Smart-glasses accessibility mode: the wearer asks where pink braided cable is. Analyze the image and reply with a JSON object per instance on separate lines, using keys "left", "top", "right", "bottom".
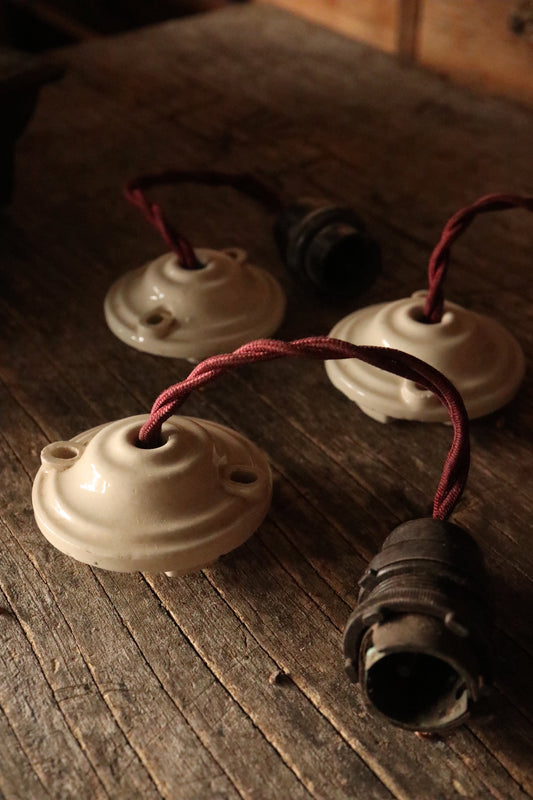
{"left": 125, "top": 169, "right": 283, "bottom": 271}
{"left": 125, "top": 179, "right": 199, "bottom": 270}
{"left": 423, "top": 193, "right": 533, "bottom": 323}
{"left": 137, "top": 337, "right": 470, "bottom": 522}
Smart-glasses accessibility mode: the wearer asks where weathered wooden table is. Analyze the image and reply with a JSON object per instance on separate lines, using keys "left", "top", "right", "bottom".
{"left": 1, "top": 5, "right": 533, "bottom": 798}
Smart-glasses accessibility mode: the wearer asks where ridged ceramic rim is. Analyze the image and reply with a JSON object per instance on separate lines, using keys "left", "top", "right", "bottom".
{"left": 326, "top": 292, "right": 525, "bottom": 422}
{"left": 104, "top": 248, "right": 286, "bottom": 360}
{"left": 32, "top": 415, "right": 272, "bottom": 574}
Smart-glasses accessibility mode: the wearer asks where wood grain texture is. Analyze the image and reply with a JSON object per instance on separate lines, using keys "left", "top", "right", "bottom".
{"left": 397, "top": 0, "right": 421, "bottom": 60}
{"left": 256, "top": 0, "right": 399, "bottom": 53}
{"left": 1, "top": 5, "right": 533, "bottom": 798}
{"left": 418, "top": 0, "right": 533, "bottom": 106}
{"left": 259, "top": 0, "right": 533, "bottom": 105}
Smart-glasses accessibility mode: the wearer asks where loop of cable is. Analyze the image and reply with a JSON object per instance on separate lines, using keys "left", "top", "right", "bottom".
{"left": 137, "top": 336, "right": 470, "bottom": 522}
{"left": 125, "top": 169, "right": 284, "bottom": 270}
{"left": 423, "top": 193, "right": 533, "bottom": 323}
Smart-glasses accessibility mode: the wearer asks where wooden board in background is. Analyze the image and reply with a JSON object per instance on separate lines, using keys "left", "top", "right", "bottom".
{"left": 419, "top": 0, "right": 533, "bottom": 106}
{"left": 258, "top": 0, "right": 533, "bottom": 105}
{"left": 256, "top": 0, "right": 399, "bottom": 53}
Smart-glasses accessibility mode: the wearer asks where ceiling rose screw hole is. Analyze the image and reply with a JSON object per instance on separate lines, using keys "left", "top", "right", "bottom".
{"left": 49, "top": 444, "right": 79, "bottom": 460}
{"left": 41, "top": 441, "right": 82, "bottom": 470}
{"left": 229, "top": 468, "right": 258, "bottom": 484}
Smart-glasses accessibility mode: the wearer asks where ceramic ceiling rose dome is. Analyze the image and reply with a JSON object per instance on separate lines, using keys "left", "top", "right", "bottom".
{"left": 326, "top": 289, "right": 525, "bottom": 423}
{"left": 326, "top": 193, "right": 529, "bottom": 423}
{"left": 104, "top": 246, "right": 286, "bottom": 362}
{"left": 32, "top": 414, "right": 272, "bottom": 575}
{"left": 104, "top": 170, "right": 287, "bottom": 361}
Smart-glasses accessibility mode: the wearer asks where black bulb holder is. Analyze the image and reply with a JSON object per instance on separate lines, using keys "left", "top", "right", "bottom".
{"left": 343, "top": 518, "right": 492, "bottom": 732}
{"left": 274, "top": 199, "right": 381, "bottom": 299}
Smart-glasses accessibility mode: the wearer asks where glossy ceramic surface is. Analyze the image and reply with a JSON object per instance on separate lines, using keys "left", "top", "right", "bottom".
{"left": 104, "top": 247, "right": 286, "bottom": 361}
{"left": 32, "top": 414, "right": 272, "bottom": 573}
{"left": 326, "top": 291, "right": 525, "bottom": 422}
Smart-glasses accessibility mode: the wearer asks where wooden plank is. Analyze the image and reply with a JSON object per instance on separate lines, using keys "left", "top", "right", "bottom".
{"left": 418, "top": 0, "right": 533, "bottom": 105}
{"left": 102, "top": 569, "right": 391, "bottom": 800}
{"left": 397, "top": 0, "right": 421, "bottom": 60}
{"left": 257, "top": 0, "right": 533, "bottom": 105}
{"left": 0, "top": 546, "right": 108, "bottom": 799}
{"left": 2, "top": 5, "right": 533, "bottom": 798}
{"left": 256, "top": 0, "right": 399, "bottom": 53}
{"left": 0, "top": 705, "right": 50, "bottom": 800}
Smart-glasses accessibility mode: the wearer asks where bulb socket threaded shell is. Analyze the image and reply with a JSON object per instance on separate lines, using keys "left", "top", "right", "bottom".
{"left": 343, "top": 518, "right": 491, "bottom": 732}
{"left": 273, "top": 199, "right": 381, "bottom": 299}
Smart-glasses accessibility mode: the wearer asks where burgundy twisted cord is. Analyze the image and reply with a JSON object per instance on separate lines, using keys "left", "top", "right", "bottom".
{"left": 137, "top": 337, "right": 470, "bottom": 521}
{"left": 125, "top": 169, "right": 284, "bottom": 271}
{"left": 423, "top": 193, "right": 533, "bottom": 323}
{"left": 125, "top": 178, "right": 199, "bottom": 270}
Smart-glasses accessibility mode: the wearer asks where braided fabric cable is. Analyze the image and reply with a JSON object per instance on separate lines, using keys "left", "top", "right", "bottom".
{"left": 423, "top": 193, "right": 533, "bottom": 323}
{"left": 137, "top": 337, "right": 470, "bottom": 522}
{"left": 125, "top": 179, "right": 199, "bottom": 270}
{"left": 125, "top": 169, "right": 284, "bottom": 270}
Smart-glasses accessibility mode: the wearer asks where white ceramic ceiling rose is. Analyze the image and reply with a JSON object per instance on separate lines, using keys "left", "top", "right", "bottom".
{"left": 32, "top": 414, "right": 272, "bottom": 574}
{"left": 104, "top": 247, "right": 286, "bottom": 361}
{"left": 326, "top": 291, "right": 525, "bottom": 423}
